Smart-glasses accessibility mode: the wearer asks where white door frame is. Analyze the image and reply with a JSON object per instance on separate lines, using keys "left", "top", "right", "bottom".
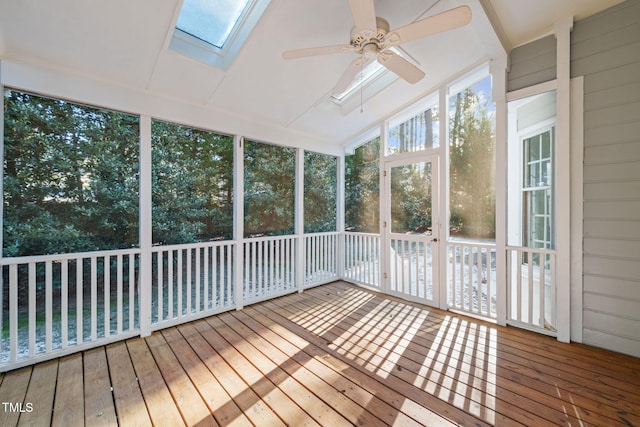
{"left": 382, "top": 154, "right": 440, "bottom": 306}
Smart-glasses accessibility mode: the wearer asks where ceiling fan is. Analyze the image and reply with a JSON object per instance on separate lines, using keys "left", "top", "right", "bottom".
{"left": 282, "top": 0, "right": 472, "bottom": 95}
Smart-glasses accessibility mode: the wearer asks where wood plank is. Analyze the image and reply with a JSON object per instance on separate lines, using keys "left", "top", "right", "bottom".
{"left": 105, "top": 342, "right": 152, "bottom": 427}
{"left": 145, "top": 332, "right": 217, "bottom": 427}
{"left": 0, "top": 367, "right": 32, "bottom": 427}
{"left": 83, "top": 347, "right": 117, "bottom": 426}
{"left": 158, "top": 327, "right": 253, "bottom": 427}
{"left": 180, "top": 321, "right": 286, "bottom": 427}
{"left": 251, "top": 300, "right": 502, "bottom": 426}
{"left": 227, "top": 307, "right": 455, "bottom": 427}
{"left": 325, "top": 284, "right": 640, "bottom": 394}
{"left": 268, "top": 289, "right": 554, "bottom": 426}
{"left": 52, "top": 354, "right": 84, "bottom": 427}
{"left": 126, "top": 338, "right": 185, "bottom": 427}
{"left": 207, "top": 317, "right": 350, "bottom": 425}
{"left": 4, "top": 281, "right": 639, "bottom": 427}
{"left": 292, "top": 282, "right": 640, "bottom": 423}
{"left": 18, "top": 359, "right": 58, "bottom": 427}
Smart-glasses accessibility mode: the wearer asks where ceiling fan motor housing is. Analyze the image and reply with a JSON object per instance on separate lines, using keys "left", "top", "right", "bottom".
{"left": 350, "top": 16, "right": 390, "bottom": 52}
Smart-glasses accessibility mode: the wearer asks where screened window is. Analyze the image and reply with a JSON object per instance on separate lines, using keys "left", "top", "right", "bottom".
{"left": 3, "top": 90, "right": 139, "bottom": 257}
{"left": 448, "top": 75, "right": 496, "bottom": 240}
{"left": 244, "top": 141, "right": 295, "bottom": 237}
{"left": 387, "top": 105, "right": 439, "bottom": 155}
{"left": 345, "top": 137, "right": 380, "bottom": 233}
{"left": 304, "top": 152, "right": 337, "bottom": 233}
{"left": 152, "top": 120, "right": 234, "bottom": 245}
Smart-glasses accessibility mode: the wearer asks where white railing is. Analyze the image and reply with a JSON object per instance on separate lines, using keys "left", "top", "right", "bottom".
{"left": 507, "top": 246, "right": 557, "bottom": 334}
{"left": 344, "top": 232, "right": 380, "bottom": 288}
{"left": 151, "top": 241, "right": 235, "bottom": 329}
{"left": 389, "top": 236, "right": 435, "bottom": 302}
{"left": 304, "top": 232, "right": 339, "bottom": 288}
{"left": 447, "top": 241, "right": 497, "bottom": 319}
{"left": 1, "top": 249, "right": 140, "bottom": 368}
{"left": 243, "top": 235, "right": 296, "bottom": 304}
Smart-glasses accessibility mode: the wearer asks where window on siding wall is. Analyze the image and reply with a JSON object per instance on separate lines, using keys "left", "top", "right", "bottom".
{"left": 244, "top": 140, "right": 296, "bottom": 237}
{"left": 304, "top": 152, "right": 337, "bottom": 233}
{"left": 507, "top": 89, "right": 556, "bottom": 263}
{"left": 448, "top": 75, "right": 496, "bottom": 241}
{"left": 345, "top": 137, "right": 380, "bottom": 233}
{"left": 3, "top": 89, "right": 140, "bottom": 257}
{"left": 151, "top": 120, "right": 234, "bottom": 245}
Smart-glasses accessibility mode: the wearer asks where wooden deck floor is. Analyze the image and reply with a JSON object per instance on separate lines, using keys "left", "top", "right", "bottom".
{"left": 0, "top": 281, "right": 638, "bottom": 426}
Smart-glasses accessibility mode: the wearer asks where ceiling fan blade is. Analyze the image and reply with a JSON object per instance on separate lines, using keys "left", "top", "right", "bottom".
{"left": 377, "top": 51, "right": 425, "bottom": 84}
{"left": 282, "top": 44, "right": 353, "bottom": 60}
{"left": 333, "top": 57, "right": 365, "bottom": 94}
{"left": 388, "top": 6, "right": 471, "bottom": 45}
{"left": 348, "top": 0, "right": 377, "bottom": 32}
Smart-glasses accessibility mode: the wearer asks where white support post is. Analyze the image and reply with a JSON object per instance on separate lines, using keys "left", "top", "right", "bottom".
{"left": 491, "top": 56, "right": 509, "bottom": 326}
{"left": 379, "top": 122, "right": 388, "bottom": 294}
{"left": 555, "top": 18, "right": 574, "bottom": 343}
{"left": 438, "top": 85, "right": 449, "bottom": 310}
{"left": 139, "top": 115, "right": 152, "bottom": 337}
{"left": 570, "top": 76, "right": 584, "bottom": 342}
{"left": 295, "top": 148, "right": 305, "bottom": 292}
{"left": 234, "top": 135, "right": 244, "bottom": 310}
{"left": 337, "top": 154, "right": 345, "bottom": 279}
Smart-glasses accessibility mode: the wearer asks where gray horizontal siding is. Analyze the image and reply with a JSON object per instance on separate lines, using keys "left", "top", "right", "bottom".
{"left": 573, "top": 0, "right": 640, "bottom": 357}
{"left": 508, "top": 35, "right": 556, "bottom": 91}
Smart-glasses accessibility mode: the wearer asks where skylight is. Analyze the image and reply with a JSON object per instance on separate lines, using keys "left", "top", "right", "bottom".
{"left": 331, "top": 60, "right": 387, "bottom": 102}
{"left": 170, "top": 0, "right": 271, "bottom": 70}
{"left": 176, "top": 0, "right": 251, "bottom": 49}
{"left": 330, "top": 48, "right": 409, "bottom": 110}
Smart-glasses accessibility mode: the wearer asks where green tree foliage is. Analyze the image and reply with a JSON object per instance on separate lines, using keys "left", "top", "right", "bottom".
{"left": 244, "top": 140, "right": 295, "bottom": 237}
{"left": 388, "top": 108, "right": 437, "bottom": 153}
{"left": 304, "top": 152, "right": 337, "bottom": 233}
{"left": 449, "top": 77, "right": 496, "bottom": 240}
{"left": 390, "top": 163, "right": 432, "bottom": 233}
{"left": 151, "top": 120, "right": 234, "bottom": 244}
{"left": 345, "top": 138, "right": 380, "bottom": 233}
{"left": 3, "top": 90, "right": 139, "bottom": 256}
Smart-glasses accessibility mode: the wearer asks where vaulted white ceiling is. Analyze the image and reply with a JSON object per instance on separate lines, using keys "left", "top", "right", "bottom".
{"left": 0, "top": 0, "right": 624, "bottom": 150}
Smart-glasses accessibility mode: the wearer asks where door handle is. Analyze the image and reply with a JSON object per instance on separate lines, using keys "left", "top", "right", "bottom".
{"left": 432, "top": 238, "right": 438, "bottom": 242}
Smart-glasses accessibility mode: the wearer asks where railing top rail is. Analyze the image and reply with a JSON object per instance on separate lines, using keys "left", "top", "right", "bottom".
{"left": 1, "top": 247, "right": 142, "bottom": 265}
{"left": 151, "top": 240, "right": 236, "bottom": 252}
{"left": 446, "top": 240, "right": 497, "bottom": 249}
{"left": 303, "top": 231, "right": 340, "bottom": 237}
{"left": 344, "top": 231, "right": 381, "bottom": 237}
{"left": 506, "top": 245, "right": 557, "bottom": 255}
{"left": 242, "top": 234, "right": 297, "bottom": 243}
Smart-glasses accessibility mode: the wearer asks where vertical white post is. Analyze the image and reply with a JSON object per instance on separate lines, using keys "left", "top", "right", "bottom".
{"left": 570, "top": 76, "right": 584, "bottom": 342}
{"left": 555, "top": 18, "right": 573, "bottom": 343}
{"left": 295, "top": 148, "right": 305, "bottom": 292}
{"left": 491, "top": 56, "right": 509, "bottom": 326}
{"left": 337, "top": 154, "right": 345, "bottom": 279}
{"left": 139, "top": 115, "right": 152, "bottom": 337}
{"left": 438, "top": 85, "right": 449, "bottom": 310}
{"left": 379, "top": 122, "right": 388, "bottom": 293}
{"left": 234, "top": 135, "right": 244, "bottom": 310}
